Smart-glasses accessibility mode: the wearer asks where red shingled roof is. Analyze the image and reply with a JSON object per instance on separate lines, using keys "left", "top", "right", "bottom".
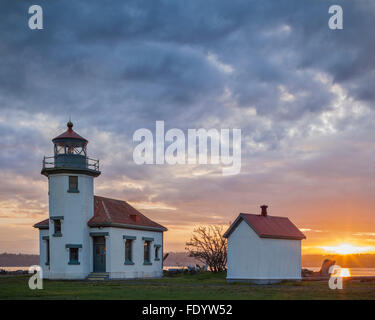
{"left": 34, "top": 196, "right": 167, "bottom": 232}
{"left": 224, "top": 213, "right": 306, "bottom": 240}
{"left": 88, "top": 196, "right": 167, "bottom": 231}
{"left": 52, "top": 122, "right": 88, "bottom": 143}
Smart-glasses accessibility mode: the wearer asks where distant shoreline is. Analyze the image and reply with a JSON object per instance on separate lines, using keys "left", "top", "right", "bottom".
{"left": 1, "top": 252, "right": 375, "bottom": 268}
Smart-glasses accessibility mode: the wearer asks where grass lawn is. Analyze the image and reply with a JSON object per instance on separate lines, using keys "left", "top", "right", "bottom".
{"left": 0, "top": 272, "right": 374, "bottom": 300}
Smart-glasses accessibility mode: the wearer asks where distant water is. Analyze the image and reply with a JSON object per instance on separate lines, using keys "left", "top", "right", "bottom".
{"left": 1, "top": 266, "right": 29, "bottom": 271}
{"left": 303, "top": 267, "right": 375, "bottom": 277}
{"left": 2, "top": 266, "right": 375, "bottom": 277}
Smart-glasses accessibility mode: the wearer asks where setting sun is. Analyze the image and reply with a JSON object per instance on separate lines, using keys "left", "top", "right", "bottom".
{"left": 339, "top": 268, "right": 351, "bottom": 277}
{"left": 319, "top": 243, "right": 375, "bottom": 255}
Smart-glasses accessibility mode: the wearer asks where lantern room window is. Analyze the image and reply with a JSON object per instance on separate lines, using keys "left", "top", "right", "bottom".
{"left": 54, "top": 142, "right": 87, "bottom": 156}
{"left": 56, "top": 145, "right": 65, "bottom": 154}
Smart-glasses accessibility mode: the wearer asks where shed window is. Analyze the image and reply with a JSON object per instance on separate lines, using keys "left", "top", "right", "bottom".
{"left": 68, "top": 176, "right": 78, "bottom": 192}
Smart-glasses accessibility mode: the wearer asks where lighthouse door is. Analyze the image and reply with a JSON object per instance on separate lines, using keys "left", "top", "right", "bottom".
{"left": 93, "top": 236, "right": 106, "bottom": 272}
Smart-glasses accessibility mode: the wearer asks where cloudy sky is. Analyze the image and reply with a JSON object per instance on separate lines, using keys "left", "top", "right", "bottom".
{"left": 1, "top": 0, "right": 375, "bottom": 254}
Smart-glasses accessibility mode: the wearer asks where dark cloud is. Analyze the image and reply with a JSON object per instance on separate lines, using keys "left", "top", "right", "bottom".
{"left": 0, "top": 0, "right": 375, "bottom": 251}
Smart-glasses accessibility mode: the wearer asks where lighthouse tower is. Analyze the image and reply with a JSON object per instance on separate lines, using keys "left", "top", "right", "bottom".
{"left": 41, "top": 121, "right": 100, "bottom": 279}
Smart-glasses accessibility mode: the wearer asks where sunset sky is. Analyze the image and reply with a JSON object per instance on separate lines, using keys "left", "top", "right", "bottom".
{"left": 1, "top": 1, "right": 375, "bottom": 255}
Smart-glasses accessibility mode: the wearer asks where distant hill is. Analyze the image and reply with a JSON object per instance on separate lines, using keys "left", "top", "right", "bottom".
{"left": 165, "top": 252, "right": 375, "bottom": 268}
{"left": 0, "top": 253, "right": 39, "bottom": 267}
{"left": 164, "top": 252, "right": 201, "bottom": 266}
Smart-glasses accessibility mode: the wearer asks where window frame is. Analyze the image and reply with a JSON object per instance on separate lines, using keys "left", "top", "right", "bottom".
{"left": 50, "top": 217, "right": 64, "bottom": 237}
{"left": 142, "top": 237, "right": 154, "bottom": 265}
{"left": 54, "top": 220, "right": 61, "bottom": 234}
{"left": 154, "top": 245, "right": 161, "bottom": 261}
{"left": 69, "top": 248, "right": 79, "bottom": 265}
{"left": 123, "top": 235, "right": 136, "bottom": 265}
{"left": 42, "top": 236, "right": 50, "bottom": 265}
{"left": 46, "top": 239, "right": 50, "bottom": 265}
{"left": 66, "top": 244, "right": 82, "bottom": 265}
{"left": 143, "top": 240, "right": 151, "bottom": 264}
{"left": 125, "top": 239, "right": 134, "bottom": 265}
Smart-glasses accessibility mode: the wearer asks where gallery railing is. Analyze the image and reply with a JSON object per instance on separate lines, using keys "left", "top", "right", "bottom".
{"left": 42, "top": 155, "right": 100, "bottom": 172}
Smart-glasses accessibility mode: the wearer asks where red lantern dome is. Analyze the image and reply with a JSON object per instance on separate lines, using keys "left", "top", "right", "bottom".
{"left": 41, "top": 122, "right": 100, "bottom": 177}
{"left": 52, "top": 121, "right": 88, "bottom": 143}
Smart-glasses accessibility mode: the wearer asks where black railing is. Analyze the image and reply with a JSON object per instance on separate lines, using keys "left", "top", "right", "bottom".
{"left": 42, "top": 156, "right": 100, "bottom": 172}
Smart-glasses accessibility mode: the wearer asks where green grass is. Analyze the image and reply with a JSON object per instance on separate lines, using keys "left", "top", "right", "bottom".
{"left": 0, "top": 273, "right": 374, "bottom": 300}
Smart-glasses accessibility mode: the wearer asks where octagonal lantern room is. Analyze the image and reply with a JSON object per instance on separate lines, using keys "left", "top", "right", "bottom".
{"left": 41, "top": 121, "right": 100, "bottom": 177}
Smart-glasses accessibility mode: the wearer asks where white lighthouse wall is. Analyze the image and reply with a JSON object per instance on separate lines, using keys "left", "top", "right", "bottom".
{"left": 48, "top": 173, "right": 94, "bottom": 279}
{"left": 227, "top": 220, "right": 301, "bottom": 282}
{"left": 105, "top": 227, "right": 163, "bottom": 279}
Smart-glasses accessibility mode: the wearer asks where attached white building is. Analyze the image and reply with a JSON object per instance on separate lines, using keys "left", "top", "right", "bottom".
{"left": 34, "top": 121, "right": 167, "bottom": 280}
{"left": 224, "top": 205, "right": 306, "bottom": 284}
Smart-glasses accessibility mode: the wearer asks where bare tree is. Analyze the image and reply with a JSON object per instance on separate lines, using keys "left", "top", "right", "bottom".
{"left": 185, "top": 225, "right": 227, "bottom": 272}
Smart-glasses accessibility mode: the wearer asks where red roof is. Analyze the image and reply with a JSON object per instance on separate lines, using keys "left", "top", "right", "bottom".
{"left": 34, "top": 196, "right": 167, "bottom": 232}
{"left": 52, "top": 122, "right": 88, "bottom": 143}
{"left": 224, "top": 213, "right": 306, "bottom": 240}
{"left": 89, "top": 196, "right": 167, "bottom": 231}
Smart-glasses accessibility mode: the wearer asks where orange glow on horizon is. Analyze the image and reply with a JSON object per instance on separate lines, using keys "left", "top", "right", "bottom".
{"left": 319, "top": 243, "right": 375, "bottom": 255}
{"left": 330, "top": 267, "right": 351, "bottom": 277}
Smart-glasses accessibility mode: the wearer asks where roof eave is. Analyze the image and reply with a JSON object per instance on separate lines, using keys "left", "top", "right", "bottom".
{"left": 223, "top": 215, "right": 245, "bottom": 238}
{"left": 88, "top": 222, "right": 167, "bottom": 232}
{"left": 33, "top": 224, "right": 49, "bottom": 229}
{"left": 260, "top": 234, "right": 306, "bottom": 240}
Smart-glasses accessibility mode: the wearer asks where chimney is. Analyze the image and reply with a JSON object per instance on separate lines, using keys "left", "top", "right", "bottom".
{"left": 130, "top": 214, "right": 140, "bottom": 223}
{"left": 260, "top": 205, "right": 268, "bottom": 217}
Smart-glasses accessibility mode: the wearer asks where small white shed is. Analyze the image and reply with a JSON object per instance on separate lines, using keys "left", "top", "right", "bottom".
{"left": 224, "top": 205, "right": 306, "bottom": 284}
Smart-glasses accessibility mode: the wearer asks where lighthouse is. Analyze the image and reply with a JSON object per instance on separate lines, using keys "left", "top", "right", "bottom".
{"left": 40, "top": 121, "right": 100, "bottom": 279}
{"left": 34, "top": 122, "right": 167, "bottom": 280}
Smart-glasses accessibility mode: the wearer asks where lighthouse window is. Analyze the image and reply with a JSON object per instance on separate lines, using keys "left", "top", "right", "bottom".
{"left": 68, "top": 176, "right": 79, "bottom": 192}
{"left": 68, "top": 248, "right": 79, "bottom": 265}
{"left": 53, "top": 219, "right": 62, "bottom": 236}
{"left": 66, "top": 244, "right": 82, "bottom": 265}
